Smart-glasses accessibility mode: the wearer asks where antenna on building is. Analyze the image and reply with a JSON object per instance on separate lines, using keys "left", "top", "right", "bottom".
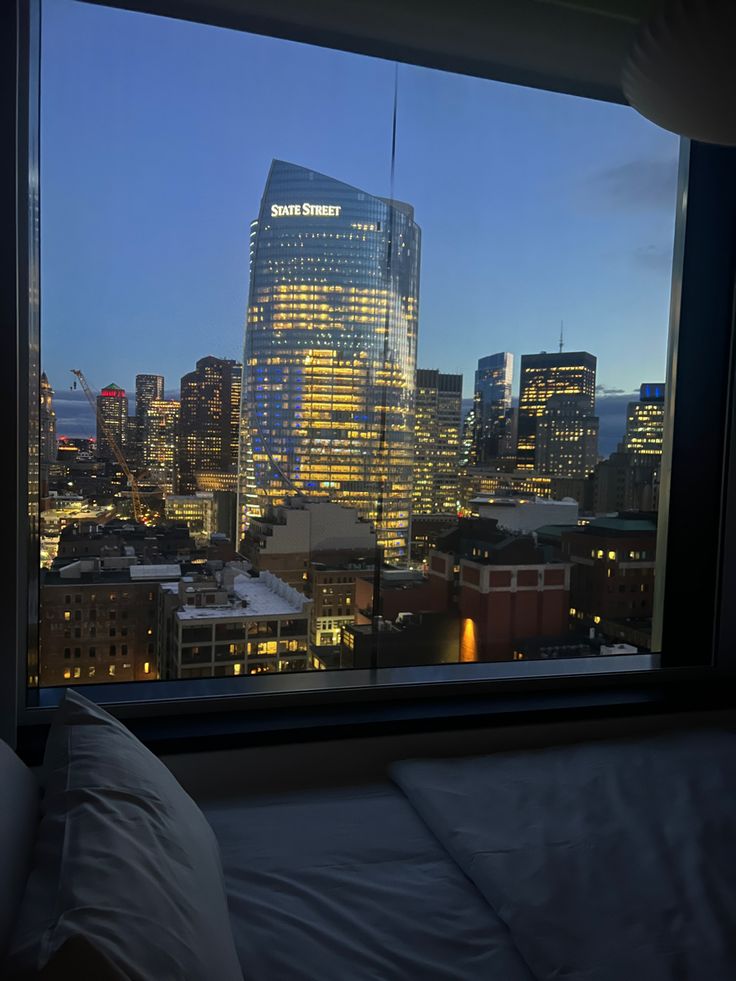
{"left": 559, "top": 320, "right": 564, "bottom": 354}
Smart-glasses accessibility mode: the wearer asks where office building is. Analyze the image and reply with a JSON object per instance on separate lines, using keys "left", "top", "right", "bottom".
{"left": 535, "top": 395, "right": 599, "bottom": 477}
{"left": 144, "top": 399, "right": 179, "bottom": 493}
{"left": 165, "top": 492, "right": 216, "bottom": 543}
{"left": 38, "top": 559, "right": 182, "bottom": 685}
{"left": 621, "top": 383, "right": 665, "bottom": 459}
{"left": 239, "top": 160, "right": 421, "bottom": 563}
{"left": 40, "top": 371, "right": 57, "bottom": 465}
{"left": 160, "top": 567, "right": 312, "bottom": 679}
{"left": 242, "top": 496, "right": 376, "bottom": 590}
{"left": 516, "top": 352, "right": 596, "bottom": 470}
{"left": 592, "top": 452, "right": 660, "bottom": 513}
{"left": 96, "top": 384, "right": 128, "bottom": 462}
{"left": 178, "top": 357, "right": 242, "bottom": 494}
{"left": 133, "top": 374, "right": 165, "bottom": 464}
{"left": 413, "top": 369, "right": 462, "bottom": 514}
{"left": 472, "top": 353, "right": 513, "bottom": 465}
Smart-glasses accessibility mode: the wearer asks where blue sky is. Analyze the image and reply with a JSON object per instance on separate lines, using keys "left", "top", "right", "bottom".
{"left": 42, "top": 0, "right": 679, "bottom": 449}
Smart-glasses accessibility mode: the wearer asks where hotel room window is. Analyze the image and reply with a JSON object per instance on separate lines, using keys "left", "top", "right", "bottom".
{"left": 25, "top": 0, "right": 720, "bottom": 709}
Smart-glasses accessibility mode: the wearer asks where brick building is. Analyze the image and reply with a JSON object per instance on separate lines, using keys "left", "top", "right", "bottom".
{"left": 39, "top": 560, "right": 181, "bottom": 685}
{"left": 561, "top": 514, "right": 657, "bottom": 647}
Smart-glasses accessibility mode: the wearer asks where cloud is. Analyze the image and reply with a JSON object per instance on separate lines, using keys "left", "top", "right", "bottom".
{"left": 596, "top": 385, "right": 627, "bottom": 396}
{"left": 596, "top": 391, "right": 636, "bottom": 457}
{"left": 634, "top": 243, "right": 674, "bottom": 273}
{"left": 53, "top": 390, "right": 96, "bottom": 438}
{"left": 586, "top": 157, "right": 678, "bottom": 212}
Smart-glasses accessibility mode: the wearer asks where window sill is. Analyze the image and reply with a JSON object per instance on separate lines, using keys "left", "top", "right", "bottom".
{"left": 16, "top": 655, "right": 736, "bottom": 764}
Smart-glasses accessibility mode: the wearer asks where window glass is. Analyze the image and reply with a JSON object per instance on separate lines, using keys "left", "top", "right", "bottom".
{"left": 33, "top": 0, "right": 678, "bottom": 692}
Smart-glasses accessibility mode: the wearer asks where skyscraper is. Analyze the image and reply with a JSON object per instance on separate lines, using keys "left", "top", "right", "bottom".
{"left": 621, "top": 383, "right": 665, "bottom": 460}
{"left": 134, "top": 374, "right": 165, "bottom": 464}
{"left": 239, "top": 160, "right": 421, "bottom": 563}
{"left": 413, "top": 369, "right": 462, "bottom": 514}
{"left": 516, "top": 352, "right": 596, "bottom": 470}
{"left": 472, "top": 353, "right": 513, "bottom": 466}
{"left": 96, "top": 384, "right": 128, "bottom": 462}
{"left": 144, "top": 399, "right": 180, "bottom": 493}
{"left": 40, "top": 372, "right": 57, "bottom": 465}
{"left": 178, "top": 357, "right": 242, "bottom": 494}
{"left": 535, "top": 395, "right": 599, "bottom": 477}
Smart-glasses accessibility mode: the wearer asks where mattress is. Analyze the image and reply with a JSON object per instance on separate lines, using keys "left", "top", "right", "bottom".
{"left": 392, "top": 729, "right": 736, "bottom": 981}
{"left": 203, "top": 783, "right": 534, "bottom": 981}
{"left": 203, "top": 728, "right": 736, "bottom": 981}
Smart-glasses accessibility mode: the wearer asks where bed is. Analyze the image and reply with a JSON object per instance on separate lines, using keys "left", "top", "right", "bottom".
{"left": 3, "top": 691, "right": 736, "bottom": 980}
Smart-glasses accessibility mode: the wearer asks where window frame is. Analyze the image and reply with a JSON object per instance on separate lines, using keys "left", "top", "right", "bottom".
{"left": 7, "top": 0, "right": 736, "bottom": 748}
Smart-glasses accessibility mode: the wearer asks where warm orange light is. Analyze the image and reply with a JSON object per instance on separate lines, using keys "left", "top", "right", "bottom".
{"left": 460, "top": 617, "right": 478, "bottom": 663}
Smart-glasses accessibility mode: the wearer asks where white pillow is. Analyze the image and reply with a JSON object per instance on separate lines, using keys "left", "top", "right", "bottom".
{"left": 7, "top": 689, "right": 244, "bottom": 981}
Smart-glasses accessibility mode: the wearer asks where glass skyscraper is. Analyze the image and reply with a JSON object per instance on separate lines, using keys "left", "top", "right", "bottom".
{"left": 516, "top": 351, "right": 597, "bottom": 470}
{"left": 239, "top": 160, "right": 421, "bottom": 563}
{"left": 472, "top": 352, "right": 513, "bottom": 465}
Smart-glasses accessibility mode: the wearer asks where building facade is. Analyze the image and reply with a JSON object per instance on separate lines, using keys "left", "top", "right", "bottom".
{"left": 133, "top": 373, "right": 165, "bottom": 464}
{"left": 239, "top": 160, "right": 421, "bottom": 564}
{"left": 561, "top": 516, "right": 657, "bottom": 647}
{"left": 535, "top": 394, "right": 599, "bottom": 477}
{"left": 516, "top": 352, "right": 596, "bottom": 470}
{"left": 178, "top": 357, "right": 242, "bottom": 495}
{"left": 472, "top": 352, "right": 513, "bottom": 465}
{"left": 161, "top": 567, "right": 312, "bottom": 679}
{"left": 413, "top": 369, "right": 462, "bottom": 514}
{"left": 39, "top": 560, "right": 174, "bottom": 685}
{"left": 40, "top": 371, "right": 57, "bottom": 465}
{"left": 144, "top": 399, "right": 179, "bottom": 493}
{"left": 96, "top": 384, "right": 128, "bottom": 462}
{"left": 621, "top": 383, "right": 665, "bottom": 459}
{"left": 165, "top": 492, "right": 215, "bottom": 543}
{"left": 241, "top": 496, "right": 376, "bottom": 590}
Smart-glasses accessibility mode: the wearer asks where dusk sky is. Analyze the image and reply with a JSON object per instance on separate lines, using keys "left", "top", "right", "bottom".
{"left": 42, "top": 0, "right": 680, "bottom": 451}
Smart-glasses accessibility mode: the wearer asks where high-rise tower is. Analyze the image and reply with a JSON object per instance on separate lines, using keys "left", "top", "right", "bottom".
{"left": 621, "top": 383, "right": 665, "bottom": 460}
{"left": 134, "top": 374, "right": 164, "bottom": 462}
{"left": 516, "top": 352, "right": 596, "bottom": 470}
{"left": 40, "top": 372, "right": 57, "bottom": 465}
{"left": 144, "top": 399, "right": 180, "bottom": 494}
{"left": 472, "top": 352, "right": 513, "bottom": 466}
{"left": 178, "top": 357, "right": 241, "bottom": 494}
{"left": 535, "top": 395, "right": 599, "bottom": 477}
{"left": 413, "top": 369, "right": 462, "bottom": 514}
{"left": 96, "top": 384, "right": 128, "bottom": 462}
{"left": 239, "top": 160, "right": 421, "bottom": 563}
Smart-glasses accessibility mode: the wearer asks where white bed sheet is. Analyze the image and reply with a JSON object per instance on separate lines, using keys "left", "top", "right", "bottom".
{"left": 203, "top": 783, "right": 533, "bottom": 981}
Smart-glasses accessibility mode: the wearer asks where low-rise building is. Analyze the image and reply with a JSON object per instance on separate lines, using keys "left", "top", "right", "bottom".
{"left": 428, "top": 517, "right": 572, "bottom": 662}
{"left": 161, "top": 566, "right": 312, "bottom": 679}
{"left": 476, "top": 495, "right": 579, "bottom": 533}
{"left": 39, "top": 559, "right": 182, "bottom": 686}
{"left": 561, "top": 515, "right": 657, "bottom": 647}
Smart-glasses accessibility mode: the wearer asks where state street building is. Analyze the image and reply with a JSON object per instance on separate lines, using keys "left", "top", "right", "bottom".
{"left": 239, "top": 160, "right": 421, "bottom": 564}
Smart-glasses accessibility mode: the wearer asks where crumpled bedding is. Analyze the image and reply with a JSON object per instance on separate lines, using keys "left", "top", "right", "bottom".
{"left": 391, "top": 729, "right": 736, "bottom": 981}
{"left": 203, "top": 783, "right": 534, "bottom": 981}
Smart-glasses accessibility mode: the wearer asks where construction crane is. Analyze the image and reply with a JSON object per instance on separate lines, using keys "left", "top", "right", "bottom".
{"left": 71, "top": 369, "right": 145, "bottom": 524}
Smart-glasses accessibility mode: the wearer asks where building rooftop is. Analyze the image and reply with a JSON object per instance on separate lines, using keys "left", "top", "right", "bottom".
{"left": 129, "top": 564, "right": 182, "bottom": 581}
{"left": 176, "top": 571, "right": 308, "bottom": 621}
{"left": 571, "top": 516, "right": 657, "bottom": 534}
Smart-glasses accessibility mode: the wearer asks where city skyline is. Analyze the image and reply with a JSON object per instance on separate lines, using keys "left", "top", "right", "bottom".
{"left": 46, "top": 364, "right": 645, "bottom": 461}
{"left": 41, "top": 0, "right": 679, "bottom": 412}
